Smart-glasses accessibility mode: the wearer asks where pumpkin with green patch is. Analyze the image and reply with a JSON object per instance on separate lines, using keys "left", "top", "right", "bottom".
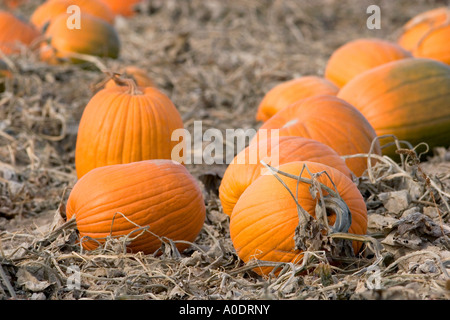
{"left": 338, "top": 58, "right": 450, "bottom": 156}
{"left": 40, "top": 13, "right": 120, "bottom": 64}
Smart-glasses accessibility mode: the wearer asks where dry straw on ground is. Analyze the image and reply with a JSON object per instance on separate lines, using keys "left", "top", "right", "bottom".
{"left": 0, "top": 0, "right": 449, "bottom": 300}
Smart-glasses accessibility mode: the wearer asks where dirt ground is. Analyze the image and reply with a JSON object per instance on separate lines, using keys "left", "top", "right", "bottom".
{"left": 0, "top": 0, "right": 449, "bottom": 300}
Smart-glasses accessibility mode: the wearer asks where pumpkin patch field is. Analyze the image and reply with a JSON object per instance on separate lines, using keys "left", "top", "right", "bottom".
{"left": 0, "top": 0, "right": 449, "bottom": 302}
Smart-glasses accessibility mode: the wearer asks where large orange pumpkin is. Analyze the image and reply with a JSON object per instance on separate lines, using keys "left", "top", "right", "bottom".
{"left": 66, "top": 160, "right": 206, "bottom": 254}
{"left": 219, "top": 136, "right": 352, "bottom": 216}
{"left": 97, "top": 0, "right": 143, "bottom": 17}
{"left": 337, "top": 58, "right": 450, "bottom": 156}
{"left": 255, "top": 76, "right": 339, "bottom": 122}
{"left": 397, "top": 7, "right": 450, "bottom": 65}
{"left": 0, "top": 11, "right": 40, "bottom": 55}
{"left": 39, "top": 13, "right": 120, "bottom": 64}
{"left": 325, "top": 38, "right": 411, "bottom": 88}
{"left": 75, "top": 82, "right": 184, "bottom": 179}
{"left": 31, "top": 0, "right": 115, "bottom": 31}
{"left": 229, "top": 161, "right": 368, "bottom": 276}
{"left": 253, "top": 95, "right": 381, "bottom": 177}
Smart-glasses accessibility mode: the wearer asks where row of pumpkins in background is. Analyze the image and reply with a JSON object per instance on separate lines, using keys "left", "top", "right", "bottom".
{"left": 0, "top": 0, "right": 139, "bottom": 62}
{"left": 1, "top": 2, "right": 450, "bottom": 275}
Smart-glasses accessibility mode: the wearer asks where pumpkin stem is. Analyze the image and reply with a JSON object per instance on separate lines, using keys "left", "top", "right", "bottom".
{"left": 124, "top": 78, "right": 143, "bottom": 95}
{"left": 109, "top": 73, "right": 143, "bottom": 95}
{"left": 94, "top": 70, "right": 144, "bottom": 95}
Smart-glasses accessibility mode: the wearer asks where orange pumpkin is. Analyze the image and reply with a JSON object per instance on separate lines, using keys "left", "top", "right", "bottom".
{"left": 40, "top": 13, "right": 120, "bottom": 64}
{"left": 104, "top": 66, "right": 155, "bottom": 89}
{"left": 325, "top": 38, "right": 411, "bottom": 88}
{"left": 66, "top": 160, "right": 206, "bottom": 254}
{"left": 97, "top": 0, "right": 142, "bottom": 17}
{"left": 337, "top": 57, "right": 450, "bottom": 156}
{"left": 219, "top": 136, "right": 352, "bottom": 216}
{"left": 0, "top": 11, "right": 40, "bottom": 55}
{"left": 31, "top": 0, "right": 115, "bottom": 31}
{"left": 229, "top": 161, "right": 368, "bottom": 276}
{"left": 75, "top": 81, "right": 184, "bottom": 179}
{"left": 255, "top": 76, "right": 339, "bottom": 122}
{"left": 397, "top": 7, "right": 450, "bottom": 65}
{"left": 253, "top": 95, "right": 381, "bottom": 177}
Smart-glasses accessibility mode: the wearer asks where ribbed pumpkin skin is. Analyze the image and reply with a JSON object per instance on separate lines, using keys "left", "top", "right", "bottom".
{"left": 40, "top": 13, "right": 120, "bottom": 64}
{"left": 31, "top": 0, "right": 115, "bottom": 31}
{"left": 337, "top": 58, "right": 450, "bottom": 155}
{"left": 97, "top": 0, "right": 142, "bottom": 17}
{"left": 397, "top": 7, "right": 450, "bottom": 65}
{"left": 219, "top": 136, "right": 352, "bottom": 216}
{"left": 255, "top": 76, "right": 339, "bottom": 122}
{"left": 104, "top": 66, "right": 155, "bottom": 89}
{"left": 0, "top": 11, "right": 40, "bottom": 55}
{"left": 75, "top": 86, "right": 184, "bottom": 179}
{"left": 254, "top": 95, "right": 381, "bottom": 177}
{"left": 229, "top": 161, "right": 367, "bottom": 276}
{"left": 66, "top": 160, "right": 206, "bottom": 254}
{"left": 325, "top": 38, "right": 411, "bottom": 88}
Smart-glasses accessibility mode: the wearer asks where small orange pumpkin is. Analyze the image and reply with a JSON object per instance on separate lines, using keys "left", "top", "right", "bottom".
{"left": 255, "top": 76, "right": 339, "bottom": 122}
{"left": 66, "top": 160, "right": 206, "bottom": 254}
{"left": 75, "top": 81, "right": 184, "bottom": 179}
{"left": 104, "top": 66, "right": 155, "bottom": 89}
{"left": 253, "top": 95, "right": 381, "bottom": 177}
{"left": 97, "top": 0, "right": 143, "bottom": 17}
{"left": 219, "top": 136, "right": 352, "bottom": 216}
{"left": 0, "top": 11, "right": 40, "bottom": 55}
{"left": 325, "top": 38, "right": 411, "bottom": 88}
{"left": 31, "top": 0, "right": 115, "bottom": 31}
{"left": 39, "top": 13, "right": 120, "bottom": 64}
{"left": 229, "top": 161, "right": 368, "bottom": 276}
{"left": 397, "top": 7, "right": 450, "bottom": 65}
